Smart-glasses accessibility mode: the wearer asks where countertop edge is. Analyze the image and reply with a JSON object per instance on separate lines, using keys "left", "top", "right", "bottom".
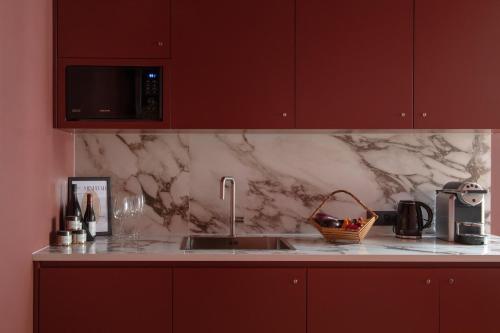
{"left": 31, "top": 253, "right": 500, "bottom": 263}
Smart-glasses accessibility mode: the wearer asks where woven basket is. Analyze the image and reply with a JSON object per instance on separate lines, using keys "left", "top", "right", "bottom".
{"left": 308, "top": 190, "right": 378, "bottom": 243}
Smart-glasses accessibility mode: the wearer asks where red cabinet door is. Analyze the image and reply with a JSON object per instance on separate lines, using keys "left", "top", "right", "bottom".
{"left": 39, "top": 268, "right": 172, "bottom": 333}
{"left": 308, "top": 269, "right": 439, "bottom": 333}
{"left": 173, "top": 268, "right": 306, "bottom": 333}
{"left": 171, "top": 0, "right": 295, "bottom": 129}
{"left": 58, "top": 0, "right": 170, "bottom": 58}
{"left": 296, "top": 0, "right": 413, "bottom": 129}
{"left": 440, "top": 269, "right": 500, "bottom": 333}
{"left": 415, "top": 0, "right": 500, "bottom": 128}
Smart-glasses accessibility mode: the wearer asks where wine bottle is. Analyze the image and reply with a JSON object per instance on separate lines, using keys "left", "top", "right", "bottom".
{"left": 66, "top": 184, "right": 82, "bottom": 221}
{"left": 83, "top": 193, "right": 97, "bottom": 241}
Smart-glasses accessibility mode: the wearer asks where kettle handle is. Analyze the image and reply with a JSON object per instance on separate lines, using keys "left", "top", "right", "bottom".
{"left": 416, "top": 202, "right": 433, "bottom": 229}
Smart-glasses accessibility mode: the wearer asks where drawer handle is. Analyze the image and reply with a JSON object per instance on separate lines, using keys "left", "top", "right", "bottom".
{"left": 292, "top": 278, "right": 299, "bottom": 285}
{"left": 425, "top": 278, "right": 431, "bottom": 285}
{"left": 449, "top": 278, "right": 455, "bottom": 285}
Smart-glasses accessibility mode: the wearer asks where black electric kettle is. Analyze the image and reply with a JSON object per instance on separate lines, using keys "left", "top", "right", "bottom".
{"left": 394, "top": 200, "right": 433, "bottom": 239}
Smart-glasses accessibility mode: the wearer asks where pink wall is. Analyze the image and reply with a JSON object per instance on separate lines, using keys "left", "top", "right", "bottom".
{"left": 0, "top": 0, "right": 74, "bottom": 332}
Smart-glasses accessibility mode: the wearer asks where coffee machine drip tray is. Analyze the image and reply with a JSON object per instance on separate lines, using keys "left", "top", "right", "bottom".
{"left": 456, "top": 222, "right": 488, "bottom": 245}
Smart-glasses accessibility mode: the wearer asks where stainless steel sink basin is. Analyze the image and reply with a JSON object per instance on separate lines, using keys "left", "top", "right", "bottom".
{"left": 181, "top": 236, "right": 295, "bottom": 250}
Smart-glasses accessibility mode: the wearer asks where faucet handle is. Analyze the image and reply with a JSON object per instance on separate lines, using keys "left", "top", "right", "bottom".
{"left": 235, "top": 216, "right": 245, "bottom": 224}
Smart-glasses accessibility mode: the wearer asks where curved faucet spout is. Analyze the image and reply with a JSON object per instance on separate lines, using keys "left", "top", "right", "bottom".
{"left": 220, "top": 177, "right": 236, "bottom": 237}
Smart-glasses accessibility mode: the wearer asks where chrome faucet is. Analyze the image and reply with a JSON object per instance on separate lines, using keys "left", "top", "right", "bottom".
{"left": 220, "top": 176, "right": 236, "bottom": 237}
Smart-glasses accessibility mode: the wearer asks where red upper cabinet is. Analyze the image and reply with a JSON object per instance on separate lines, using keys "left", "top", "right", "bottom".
{"left": 171, "top": 0, "right": 295, "bottom": 129}
{"left": 415, "top": 0, "right": 500, "bottom": 129}
{"left": 296, "top": 0, "right": 413, "bottom": 129}
{"left": 57, "top": 0, "right": 170, "bottom": 59}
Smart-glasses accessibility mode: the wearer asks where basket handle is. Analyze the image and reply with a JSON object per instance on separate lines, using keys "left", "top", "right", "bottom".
{"left": 307, "top": 190, "right": 378, "bottom": 221}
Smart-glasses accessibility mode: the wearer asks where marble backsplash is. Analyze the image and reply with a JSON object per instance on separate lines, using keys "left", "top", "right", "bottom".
{"left": 75, "top": 132, "right": 491, "bottom": 236}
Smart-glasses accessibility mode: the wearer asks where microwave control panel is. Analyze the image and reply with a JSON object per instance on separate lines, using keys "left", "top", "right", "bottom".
{"left": 141, "top": 68, "right": 162, "bottom": 119}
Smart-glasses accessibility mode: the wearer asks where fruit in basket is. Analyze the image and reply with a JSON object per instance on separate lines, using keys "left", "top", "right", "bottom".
{"left": 341, "top": 217, "right": 351, "bottom": 229}
{"left": 314, "top": 212, "right": 343, "bottom": 228}
{"left": 341, "top": 217, "right": 364, "bottom": 231}
{"left": 346, "top": 224, "right": 360, "bottom": 231}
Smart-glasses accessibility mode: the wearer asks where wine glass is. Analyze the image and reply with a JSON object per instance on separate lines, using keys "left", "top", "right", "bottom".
{"left": 112, "top": 194, "right": 130, "bottom": 239}
{"left": 128, "top": 194, "right": 145, "bottom": 239}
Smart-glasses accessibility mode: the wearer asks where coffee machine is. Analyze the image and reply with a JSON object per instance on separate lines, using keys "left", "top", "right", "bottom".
{"left": 435, "top": 181, "right": 488, "bottom": 245}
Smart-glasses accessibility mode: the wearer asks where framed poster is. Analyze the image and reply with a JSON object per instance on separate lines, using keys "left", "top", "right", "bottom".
{"left": 68, "top": 177, "right": 112, "bottom": 236}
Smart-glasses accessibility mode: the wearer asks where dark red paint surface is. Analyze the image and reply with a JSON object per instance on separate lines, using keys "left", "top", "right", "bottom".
{"left": 35, "top": 263, "right": 500, "bottom": 333}
{"left": 171, "top": 0, "right": 295, "bottom": 129}
{"left": 415, "top": 0, "right": 500, "bottom": 129}
{"left": 54, "top": 0, "right": 500, "bottom": 130}
{"left": 308, "top": 268, "right": 439, "bottom": 333}
{"left": 58, "top": 0, "right": 171, "bottom": 59}
{"left": 173, "top": 268, "right": 306, "bottom": 333}
{"left": 38, "top": 268, "right": 172, "bottom": 333}
{"left": 439, "top": 269, "right": 500, "bottom": 333}
{"left": 296, "top": 0, "right": 413, "bottom": 129}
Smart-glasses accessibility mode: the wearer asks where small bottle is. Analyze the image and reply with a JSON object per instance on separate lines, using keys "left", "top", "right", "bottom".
{"left": 83, "top": 193, "right": 97, "bottom": 241}
{"left": 72, "top": 229, "right": 87, "bottom": 244}
{"left": 56, "top": 231, "right": 72, "bottom": 246}
{"left": 66, "top": 184, "right": 82, "bottom": 222}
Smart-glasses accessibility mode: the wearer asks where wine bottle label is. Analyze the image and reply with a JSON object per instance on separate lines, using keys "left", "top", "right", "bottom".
{"left": 88, "top": 221, "right": 97, "bottom": 237}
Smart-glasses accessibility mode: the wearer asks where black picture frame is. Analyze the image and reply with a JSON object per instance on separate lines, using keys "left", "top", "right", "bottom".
{"left": 68, "top": 177, "right": 112, "bottom": 236}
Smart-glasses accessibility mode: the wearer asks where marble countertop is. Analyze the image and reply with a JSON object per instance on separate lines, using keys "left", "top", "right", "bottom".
{"left": 32, "top": 227, "right": 500, "bottom": 262}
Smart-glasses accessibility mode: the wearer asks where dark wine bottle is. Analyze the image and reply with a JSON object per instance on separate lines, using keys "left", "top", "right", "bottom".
{"left": 83, "top": 193, "right": 96, "bottom": 241}
{"left": 66, "top": 184, "right": 82, "bottom": 221}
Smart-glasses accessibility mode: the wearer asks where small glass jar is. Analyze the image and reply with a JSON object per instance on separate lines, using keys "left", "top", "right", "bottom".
{"left": 72, "top": 229, "right": 87, "bottom": 244}
{"left": 56, "top": 231, "right": 72, "bottom": 246}
{"left": 65, "top": 216, "right": 82, "bottom": 231}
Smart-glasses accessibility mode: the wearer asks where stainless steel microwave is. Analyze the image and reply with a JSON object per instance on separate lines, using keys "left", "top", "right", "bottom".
{"left": 65, "top": 66, "right": 163, "bottom": 121}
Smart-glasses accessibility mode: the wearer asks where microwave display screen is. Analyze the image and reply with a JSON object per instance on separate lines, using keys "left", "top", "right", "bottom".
{"left": 65, "top": 66, "right": 163, "bottom": 121}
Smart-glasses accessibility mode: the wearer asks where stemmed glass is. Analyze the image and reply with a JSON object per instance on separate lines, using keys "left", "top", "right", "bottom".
{"left": 128, "top": 194, "right": 145, "bottom": 239}
{"left": 112, "top": 194, "right": 130, "bottom": 239}
{"left": 130, "top": 194, "right": 145, "bottom": 217}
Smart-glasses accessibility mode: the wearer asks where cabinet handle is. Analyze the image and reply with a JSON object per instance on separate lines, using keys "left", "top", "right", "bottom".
{"left": 422, "top": 112, "right": 428, "bottom": 118}
{"left": 282, "top": 113, "right": 288, "bottom": 118}
{"left": 401, "top": 112, "right": 406, "bottom": 117}
{"left": 292, "top": 278, "right": 299, "bottom": 285}
{"left": 425, "top": 278, "right": 431, "bottom": 285}
{"left": 157, "top": 41, "right": 164, "bottom": 47}
{"left": 449, "top": 278, "right": 455, "bottom": 285}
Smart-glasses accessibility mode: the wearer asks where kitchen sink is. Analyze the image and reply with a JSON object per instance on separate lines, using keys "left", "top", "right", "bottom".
{"left": 180, "top": 236, "right": 295, "bottom": 250}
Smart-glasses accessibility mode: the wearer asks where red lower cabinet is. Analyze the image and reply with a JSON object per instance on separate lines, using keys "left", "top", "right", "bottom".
{"left": 173, "top": 268, "right": 306, "bottom": 333}
{"left": 38, "top": 268, "right": 172, "bottom": 333}
{"left": 35, "top": 265, "right": 500, "bottom": 333}
{"left": 439, "top": 269, "right": 500, "bottom": 333}
{"left": 308, "top": 268, "right": 439, "bottom": 333}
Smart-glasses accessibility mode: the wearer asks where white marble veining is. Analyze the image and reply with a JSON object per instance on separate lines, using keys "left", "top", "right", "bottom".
{"left": 76, "top": 132, "right": 491, "bottom": 236}
{"left": 33, "top": 227, "right": 500, "bottom": 262}
{"left": 76, "top": 133, "right": 190, "bottom": 236}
